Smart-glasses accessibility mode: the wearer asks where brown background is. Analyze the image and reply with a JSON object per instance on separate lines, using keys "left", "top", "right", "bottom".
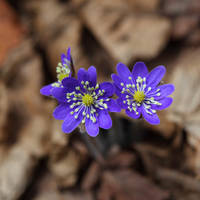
{"left": 0, "top": 0, "right": 200, "bottom": 200}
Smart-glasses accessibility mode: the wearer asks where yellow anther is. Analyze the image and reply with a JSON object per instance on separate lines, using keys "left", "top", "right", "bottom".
{"left": 133, "top": 90, "right": 145, "bottom": 103}
{"left": 82, "top": 94, "right": 94, "bottom": 106}
{"left": 75, "top": 115, "right": 78, "bottom": 119}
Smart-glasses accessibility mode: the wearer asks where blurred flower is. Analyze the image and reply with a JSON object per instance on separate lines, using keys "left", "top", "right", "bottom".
{"left": 52, "top": 66, "right": 120, "bottom": 137}
{"left": 112, "top": 62, "right": 174, "bottom": 125}
{"left": 40, "top": 47, "right": 73, "bottom": 96}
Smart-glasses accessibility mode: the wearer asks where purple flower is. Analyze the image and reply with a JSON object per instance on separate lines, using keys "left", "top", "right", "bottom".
{"left": 52, "top": 66, "right": 121, "bottom": 137}
{"left": 40, "top": 47, "right": 73, "bottom": 96}
{"left": 112, "top": 62, "right": 174, "bottom": 125}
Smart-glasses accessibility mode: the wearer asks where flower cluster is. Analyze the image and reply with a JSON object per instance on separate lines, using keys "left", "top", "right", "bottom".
{"left": 40, "top": 47, "right": 73, "bottom": 96}
{"left": 40, "top": 48, "right": 174, "bottom": 137}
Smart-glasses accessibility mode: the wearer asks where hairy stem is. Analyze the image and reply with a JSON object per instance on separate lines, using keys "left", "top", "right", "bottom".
{"left": 80, "top": 132, "right": 105, "bottom": 165}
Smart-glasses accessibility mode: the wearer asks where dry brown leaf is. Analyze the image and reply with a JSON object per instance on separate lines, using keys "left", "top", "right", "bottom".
{"left": 107, "top": 151, "right": 136, "bottom": 169}
{"left": 98, "top": 170, "right": 169, "bottom": 200}
{"left": 62, "top": 191, "right": 93, "bottom": 200}
{"left": 22, "top": 0, "right": 70, "bottom": 45}
{"left": 162, "top": 0, "right": 200, "bottom": 15}
{"left": 32, "top": 172, "right": 64, "bottom": 200}
{"left": 50, "top": 120, "right": 69, "bottom": 150}
{"left": 156, "top": 168, "right": 200, "bottom": 193}
{"left": 22, "top": 0, "right": 91, "bottom": 77}
{"left": 171, "top": 15, "right": 199, "bottom": 40}
{"left": 46, "top": 16, "right": 89, "bottom": 76}
{"left": 0, "top": 145, "right": 37, "bottom": 200}
{"left": 81, "top": 161, "right": 101, "bottom": 191}
{"left": 48, "top": 149, "right": 80, "bottom": 188}
{"left": 167, "top": 48, "right": 200, "bottom": 173}
{"left": 0, "top": 36, "right": 54, "bottom": 199}
{"left": 80, "top": 0, "right": 171, "bottom": 64}
{"left": 126, "top": 0, "right": 160, "bottom": 12}
{"left": 0, "top": 0, "right": 25, "bottom": 66}
{"left": 0, "top": 113, "right": 49, "bottom": 200}
{"left": 0, "top": 82, "right": 8, "bottom": 140}
{"left": 186, "top": 28, "right": 200, "bottom": 45}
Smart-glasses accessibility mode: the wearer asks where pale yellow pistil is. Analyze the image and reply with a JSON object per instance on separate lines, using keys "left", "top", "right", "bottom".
{"left": 57, "top": 73, "right": 69, "bottom": 82}
{"left": 56, "top": 62, "right": 71, "bottom": 82}
{"left": 133, "top": 91, "right": 145, "bottom": 103}
{"left": 82, "top": 94, "right": 94, "bottom": 106}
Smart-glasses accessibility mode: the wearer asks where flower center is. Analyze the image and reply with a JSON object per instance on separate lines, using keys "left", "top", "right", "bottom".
{"left": 58, "top": 73, "right": 69, "bottom": 82}
{"left": 82, "top": 94, "right": 94, "bottom": 106}
{"left": 133, "top": 90, "right": 145, "bottom": 103}
{"left": 56, "top": 62, "right": 71, "bottom": 82}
